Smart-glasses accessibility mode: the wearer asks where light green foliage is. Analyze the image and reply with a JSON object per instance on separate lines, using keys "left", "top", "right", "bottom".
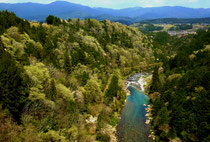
{"left": 56, "top": 83, "right": 74, "bottom": 101}
{"left": 83, "top": 79, "right": 103, "bottom": 104}
{"left": 1, "top": 27, "right": 34, "bottom": 57}
{"left": 41, "top": 130, "right": 67, "bottom": 142}
{"left": 6, "top": 26, "right": 22, "bottom": 41}
{"left": 0, "top": 12, "right": 156, "bottom": 141}
{"left": 82, "top": 35, "right": 105, "bottom": 56}
{"left": 1, "top": 33, "right": 25, "bottom": 58}
{"left": 65, "top": 125, "right": 79, "bottom": 140}
{"left": 167, "top": 74, "right": 182, "bottom": 82}
{"left": 204, "top": 45, "right": 210, "bottom": 51}
{"left": 24, "top": 63, "right": 50, "bottom": 101}
{"left": 29, "top": 87, "right": 46, "bottom": 101}
{"left": 25, "top": 39, "right": 43, "bottom": 59}
{"left": 24, "top": 63, "right": 50, "bottom": 89}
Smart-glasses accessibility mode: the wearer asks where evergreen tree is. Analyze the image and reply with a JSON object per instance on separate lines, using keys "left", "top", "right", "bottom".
{"left": 159, "top": 107, "right": 170, "bottom": 125}
{"left": 71, "top": 48, "right": 86, "bottom": 66}
{"left": 81, "top": 71, "right": 89, "bottom": 86}
{"left": 48, "top": 79, "right": 57, "bottom": 101}
{"left": 46, "top": 15, "right": 61, "bottom": 26}
{"left": 0, "top": 40, "right": 29, "bottom": 121}
{"left": 64, "top": 51, "right": 72, "bottom": 74}
{"left": 105, "top": 75, "right": 119, "bottom": 105}
{"left": 150, "top": 66, "right": 162, "bottom": 93}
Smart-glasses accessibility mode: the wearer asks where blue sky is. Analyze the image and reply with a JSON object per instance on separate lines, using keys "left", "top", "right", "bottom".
{"left": 0, "top": 0, "right": 210, "bottom": 9}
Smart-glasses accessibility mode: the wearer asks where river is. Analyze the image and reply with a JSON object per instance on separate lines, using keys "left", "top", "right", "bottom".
{"left": 116, "top": 73, "right": 152, "bottom": 142}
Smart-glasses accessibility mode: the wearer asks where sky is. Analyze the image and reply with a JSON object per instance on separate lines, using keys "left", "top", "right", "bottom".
{"left": 0, "top": 0, "right": 209, "bottom": 9}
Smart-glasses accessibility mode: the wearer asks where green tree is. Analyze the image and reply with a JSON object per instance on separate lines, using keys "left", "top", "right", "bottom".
{"left": 64, "top": 51, "right": 72, "bottom": 74}
{"left": 48, "top": 79, "right": 57, "bottom": 101}
{"left": 0, "top": 40, "right": 29, "bottom": 121}
{"left": 67, "top": 100, "right": 78, "bottom": 124}
{"left": 105, "top": 75, "right": 119, "bottom": 105}
{"left": 150, "top": 66, "right": 162, "bottom": 93}
{"left": 71, "top": 48, "right": 86, "bottom": 66}
{"left": 81, "top": 71, "right": 89, "bottom": 86}
{"left": 46, "top": 15, "right": 61, "bottom": 26}
{"left": 159, "top": 107, "right": 170, "bottom": 125}
{"left": 83, "top": 79, "right": 103, "bottom": 104}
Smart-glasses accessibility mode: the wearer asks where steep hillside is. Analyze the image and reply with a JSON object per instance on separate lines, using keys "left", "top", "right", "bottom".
{"left": 0, "top": 11, "right": 154, "bottom": 141}
{"left": 148, "top": 29, "right": 210, "bottom": 141}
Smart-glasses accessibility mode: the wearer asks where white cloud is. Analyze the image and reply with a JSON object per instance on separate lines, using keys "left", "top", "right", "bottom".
{"left": 0, "top": 0, "right": 10, "bottom": 2}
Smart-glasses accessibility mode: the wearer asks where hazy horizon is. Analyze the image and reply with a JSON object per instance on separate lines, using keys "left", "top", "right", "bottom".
{"left": 0, "top": 0, "right": 210, "bottom": 9}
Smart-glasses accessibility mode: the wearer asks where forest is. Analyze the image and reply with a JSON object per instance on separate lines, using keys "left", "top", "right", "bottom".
{"left": 138, "top": 17, "right": 210, "bottom": 24}
{"left": 0, "top": 10, "right": 209, "bottom": 142}
{"left": 0, "top": 11, "right": 154, "bottom": 141}
{"left": 148, "top": 28, "right": 210, "bottom": 141}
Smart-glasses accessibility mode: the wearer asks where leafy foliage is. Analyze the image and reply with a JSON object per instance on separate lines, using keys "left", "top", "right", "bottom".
{"left": 105, "top": 75, "right": 119, "bottom": 105}
{"left": 149, "top": 30, "right": 210, "bottom": 141}
{"left": 46, "top": 15, "right": 62, "bottom": 26}
{"left": 0, "top": 39, "right": 29, "bottom": 121}
{"left": 0, "top": 11, "right": 154, "bottom": 141}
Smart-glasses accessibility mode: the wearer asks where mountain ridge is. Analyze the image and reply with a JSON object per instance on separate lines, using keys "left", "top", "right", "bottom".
{"left": 0, "top": 1, "right": 210, "bottom": 23}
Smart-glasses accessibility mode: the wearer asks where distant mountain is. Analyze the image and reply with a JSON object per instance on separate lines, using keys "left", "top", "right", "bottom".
{"left": 0, "top": 1, "right": 210, "bottom": 24}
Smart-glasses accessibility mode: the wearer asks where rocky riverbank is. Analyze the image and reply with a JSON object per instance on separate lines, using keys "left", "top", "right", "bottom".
{"left": 127, "top": 73, "right": 155, "bottom": 141}
{"left": 116, "top": 73, "right": 154, "bottom": 142}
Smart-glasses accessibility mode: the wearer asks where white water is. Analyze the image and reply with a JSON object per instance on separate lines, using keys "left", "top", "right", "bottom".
{"left": 127, "top": 73, "right": 149, "bottom": 93}
{"left": 138, "top": 75, "right": 147, "bottom": 92}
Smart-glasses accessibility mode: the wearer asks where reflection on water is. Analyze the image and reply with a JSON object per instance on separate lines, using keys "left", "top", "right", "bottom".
{"left": 117, "top": 86, "right": 152, "bottom": 142}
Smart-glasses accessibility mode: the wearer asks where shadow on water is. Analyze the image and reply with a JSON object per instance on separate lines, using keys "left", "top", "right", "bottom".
{"left": 116, "top": 86, "right": 152, "bottom": 142}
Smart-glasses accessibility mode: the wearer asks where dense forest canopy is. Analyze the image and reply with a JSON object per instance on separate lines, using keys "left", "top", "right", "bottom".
{"left": 149, "top": 27, "right": 210, "bottom": 141}
{"left": 0, "top": 11, "right": 154, "bottom": 141}
{"left": 0, "top": 10, "right": 209, "bottom": 142}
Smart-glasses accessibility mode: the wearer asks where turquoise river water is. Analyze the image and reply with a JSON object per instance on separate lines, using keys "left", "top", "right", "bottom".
{"left": 116, "top": 86, "right": 152, "bottom": 142}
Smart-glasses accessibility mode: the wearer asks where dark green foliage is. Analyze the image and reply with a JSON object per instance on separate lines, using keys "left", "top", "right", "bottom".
{"left": 34, "top": 24, "right": 47, "bottom": 44}
{"left": 96, "top": 114, "right": 104, "bottom": 131}
{"left": 42, "top": 116, "right": 59, "bottom": 133}
{"left": 64, "top": 51, "right": 72, "bottom": 74}
{"left": 0, "top": 10, "right": 30, "bottom": 35}
{"left": 43, "top": 36, "right": 60, "bottom": 67}
{"left": 71, "top": 47, "right": 86, "bottom": 66}
{"left": 46, "top": 15, "right": 62, "bottom": 26}
{"left": 153, "top": 31, "right": 171, "bottom": 45}
{"left": 138, "top": 17, "right": 210, "bottom": 24}
{"left": 0, "top": 40, "right": 29, "bottom": 121}
{"left": 137, "top": 24, "right": 163, "bottom": 33}
{"left": 25, "top": 41, "right": 42, "bottom": 59}
{"left": 169, "top": 24, "right": 193, "bottom": 31}
{"left": 158, "top": 107, "right": 170, "bottom": 125}
{"left": 67, "top": 100, "right": 78, "bottom": 124}
{"left": 48, "top": 79, "right": 57, "bottom": 101}
{"left": 81, "top": 71, "right": 89, "bottom": 86}
{"left": 150, "top": 66, "right": 162, "bottom": 93}
{"left": 96, "top": 133, "right": 110, "bottom": 142}
{"left": 109, "top": 115, "right": 118, "bottom": 126}
{"left": 0, "top": 12, "right": 152, "bottom": 140}
{"left": 105, "top": 75, "right": 119, "bottom": 105}
{"left": 150, "top": 30, "right": 210, "bottom": 141}
{"left": 19, "top": 53, "right": 30, "bottom": 66}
